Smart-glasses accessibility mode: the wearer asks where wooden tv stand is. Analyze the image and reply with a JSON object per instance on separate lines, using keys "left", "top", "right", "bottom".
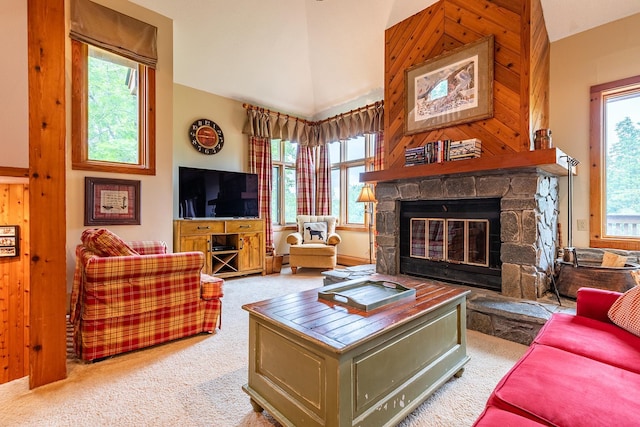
{"left": 173, "top": 218, "right": 264, "bottom": 278}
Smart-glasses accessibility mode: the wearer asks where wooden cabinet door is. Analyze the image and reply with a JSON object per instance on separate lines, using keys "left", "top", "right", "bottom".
{"left": 238, "top": 232, "right": 263, "bottom": 272}
{"left": 180, "top": 235, "right": 211, "bottom": 274}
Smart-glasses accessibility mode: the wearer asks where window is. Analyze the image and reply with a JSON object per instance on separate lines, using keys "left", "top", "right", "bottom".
{"left": 590, "top": 75, "right": 640, "bottom": 250}
{"left": 71, "top": 42, "right": 156, "bottom": 175}
{"left": 271, "top": 135, "right": 375, "bottom": 227}
{"left": 329, "top": 135, "right": 376, "bottom": 226}
{"left": 271, "top": 139, "right": 297, "bottom": 225}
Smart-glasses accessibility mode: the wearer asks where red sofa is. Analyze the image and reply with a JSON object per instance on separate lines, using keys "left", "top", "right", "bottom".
{"left": 474, "top": 287, "right": 640, "bottom": 427}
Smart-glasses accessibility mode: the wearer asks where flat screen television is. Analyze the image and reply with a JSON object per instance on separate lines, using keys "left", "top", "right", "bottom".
{"left": 178, "top": 166, "right": 259, "bottom": 218}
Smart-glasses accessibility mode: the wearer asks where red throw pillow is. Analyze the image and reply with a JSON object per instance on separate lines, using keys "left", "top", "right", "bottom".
{"left": 81, "top": 228, "right": 139, "bottom": 257}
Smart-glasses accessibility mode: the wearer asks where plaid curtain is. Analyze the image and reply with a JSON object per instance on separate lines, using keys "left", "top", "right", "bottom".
{"left": 296, "top": 144, "right": 315, "bottom": 215}
{"left": 374, "top": 131, "right": 384, "bottom": 171}
{"left": 243, "top": 102, "right": 383, "bottom": 221}
{"left": 315, "top": 144, "right": 331, "bottom": 215}
{"left": 248, "top": 136, "right": 274, "bottom": 253}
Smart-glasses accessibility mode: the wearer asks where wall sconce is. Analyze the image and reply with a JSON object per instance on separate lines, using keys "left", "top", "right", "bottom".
{"left": 357, "top": 184, "right": 377, "bottom": 264}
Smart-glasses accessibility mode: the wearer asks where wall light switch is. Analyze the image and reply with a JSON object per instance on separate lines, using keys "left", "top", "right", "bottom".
{"left": 577, "top": 219, "right": 588, "bottom": 231}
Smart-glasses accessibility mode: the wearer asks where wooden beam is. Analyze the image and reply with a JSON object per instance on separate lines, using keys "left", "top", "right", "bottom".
{"left": 0, "top": 167, "right": 29, "bottom": 179}
{"left": 27, "top": 0, "right": 67, "bottom": 388}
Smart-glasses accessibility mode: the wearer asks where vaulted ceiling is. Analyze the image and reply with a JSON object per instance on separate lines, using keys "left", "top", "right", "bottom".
{"left": 130, "top": 0, "right": 640, "bottom": 119}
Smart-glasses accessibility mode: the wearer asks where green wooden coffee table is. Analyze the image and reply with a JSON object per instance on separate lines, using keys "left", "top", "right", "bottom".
{"left": 242, "top": 274, "right": 469, "bottom": 427}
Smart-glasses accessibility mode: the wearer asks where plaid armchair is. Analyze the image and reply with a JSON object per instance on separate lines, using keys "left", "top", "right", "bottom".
{"left": 70, "top": 229, "right": 223, "bottom": 362}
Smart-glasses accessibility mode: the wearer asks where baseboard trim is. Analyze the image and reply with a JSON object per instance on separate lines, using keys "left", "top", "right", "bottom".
{"left": 337, "top": 255, "right": 372, "bottom": 266}
{"left": 279, "top": 254, "right": 372, "bottom": 267}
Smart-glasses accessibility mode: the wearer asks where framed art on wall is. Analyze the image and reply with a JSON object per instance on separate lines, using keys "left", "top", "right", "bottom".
{"left": 404, "top": 35, "right": 494, "bottom": 135}
{"left": 84, "top": 177, "right": 141, "bottom": 225}
{"left": 0, "top": 225, "right": 19, "bottom": 257}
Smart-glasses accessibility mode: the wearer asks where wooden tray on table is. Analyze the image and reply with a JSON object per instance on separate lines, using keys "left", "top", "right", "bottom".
{"left": 318, "top": 277, "right": 416, "bottom": 311}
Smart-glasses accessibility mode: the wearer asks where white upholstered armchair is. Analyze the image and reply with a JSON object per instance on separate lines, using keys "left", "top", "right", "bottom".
{"left": 286, "top": 215, "right": 341, "bottom": 274}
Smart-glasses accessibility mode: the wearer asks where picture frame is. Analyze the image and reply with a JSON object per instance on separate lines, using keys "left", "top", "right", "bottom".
{"left": 84, "top": 177, "right": 141, "bottom": 226}
{"left": 404, "top": 35, "right": 494, "bottom": 135}
{"left": 0, "top": 225, "right": 19, "bottom": 258}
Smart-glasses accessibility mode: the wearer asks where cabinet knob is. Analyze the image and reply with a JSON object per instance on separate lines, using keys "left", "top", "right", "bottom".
{"left": 197, "top": 226, "right": 211, "bottom": 230}
{"left": 239, "top": 225, "right": 251, "bottom": 229}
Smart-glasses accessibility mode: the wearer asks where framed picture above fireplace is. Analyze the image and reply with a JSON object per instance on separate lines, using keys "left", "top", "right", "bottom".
{"left": 404, "top": 35, "right": 494, "bottom": 135}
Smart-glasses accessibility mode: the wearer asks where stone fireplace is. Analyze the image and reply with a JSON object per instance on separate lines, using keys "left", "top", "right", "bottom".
{"left": 359, "top": 0, "right": 568, "bottom": 343}
{"left": 375, "top": 169, "right": 559, "bottom": 301}
{"left": 358, "top": 0, "right": 570, "bottom": 322}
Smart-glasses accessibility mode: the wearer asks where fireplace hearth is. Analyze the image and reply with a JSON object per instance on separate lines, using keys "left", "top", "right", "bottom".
{"left": 375, "top": 170, "right": 560, "bottom": 301}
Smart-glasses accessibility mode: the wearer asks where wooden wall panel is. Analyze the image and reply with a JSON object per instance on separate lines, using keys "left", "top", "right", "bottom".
{"left": 0, "top": 184, "right": 30, "bottom": 384}
{"left": 518, "top": 0, "right": 533, "bottom": 152}
{"left": 529, "top": 0, "right": 550, "bottom": 137}
{"left": 384, "top": 3, "right": 445, "bottom": 171}
{"left": 383, "top": 0, "right": 550, "bottom": 169}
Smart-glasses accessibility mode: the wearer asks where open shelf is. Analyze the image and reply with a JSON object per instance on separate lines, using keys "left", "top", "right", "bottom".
{"left": 211, "top": 234, "right": 239, "bottom": 275}
{"left": 211, "top": 250, "right": 239, "bottom": 275}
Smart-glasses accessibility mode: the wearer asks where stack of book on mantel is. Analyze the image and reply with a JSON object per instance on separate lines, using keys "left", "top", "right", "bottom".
{"left": 404, "top": 146, "right": 427, "bottom": 166}
{"left": 404, "top": 138, "right": 482, "bottom": 166}
{"left": 448, "top": 138, "right": 482, "bottom": 161}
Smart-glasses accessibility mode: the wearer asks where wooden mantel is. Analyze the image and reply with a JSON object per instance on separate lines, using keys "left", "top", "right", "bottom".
{"left": 361, "top": 148, "right": 576, "bottom": 183}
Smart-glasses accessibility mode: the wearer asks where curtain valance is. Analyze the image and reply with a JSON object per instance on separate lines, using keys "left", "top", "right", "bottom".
{"left": 243, "top": 101, "right": 384, "bottom": 146}
{"left": 70, "top": 0, "right": 158, "bottom": 68}
{"left": 244, "top": 109, "right": 313, "bottom": 145}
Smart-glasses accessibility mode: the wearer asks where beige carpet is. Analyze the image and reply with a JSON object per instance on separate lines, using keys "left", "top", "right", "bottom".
{"left": 0, "top": 268, "right": 527, "bottom": 426}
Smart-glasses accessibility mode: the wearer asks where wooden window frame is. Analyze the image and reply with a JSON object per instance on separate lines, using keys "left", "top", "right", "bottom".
{"left": 271, "top": 139, "right": 296, "bottom": 226}
{"left": 589, "top": 74, "right": 640, "bottom": 250}
{"left": 331, "top": 135, "right": 375, "bottom": 228}
{"left": 71, "top": 39, "right": 156, "bottom": 175}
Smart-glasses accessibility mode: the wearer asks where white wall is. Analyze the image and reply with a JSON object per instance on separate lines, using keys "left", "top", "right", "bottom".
{"left": 273, "top": 228, "right": 371, "bottom": 263}
{"left": 0, "top": 1, "right": 28, "bottom": 168}
{"left": 1, "top": 0, "right": 175, "bottom": 293}
{"left": 172, "top": 84, "right": 248, "bottom": 221}
{"left": 65, "top": 0, "right": 174, "bottom": 286}
{"left": 550, "top": 12, "right": 640, "bottom": 248}
{"left": 173, "top": 83, "right": 372, "bottom": 263}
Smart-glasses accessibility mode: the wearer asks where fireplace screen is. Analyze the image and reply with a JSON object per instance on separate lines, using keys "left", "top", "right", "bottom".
{"left": 410, "top": 218, "right": 489, "bottom": 267}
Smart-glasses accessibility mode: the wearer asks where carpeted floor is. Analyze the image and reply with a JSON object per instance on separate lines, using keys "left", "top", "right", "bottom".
{"left": 0, "top": 267, "right": 527, "bottom": 426}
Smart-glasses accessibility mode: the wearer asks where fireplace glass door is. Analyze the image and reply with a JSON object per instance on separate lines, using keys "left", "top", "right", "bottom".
{"left": 410, "top": 218, "right": 489, "bottom": 267}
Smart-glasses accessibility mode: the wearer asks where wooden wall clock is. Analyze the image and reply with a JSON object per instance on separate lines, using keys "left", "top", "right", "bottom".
{"left": 189, "top": 118, "right": 224, "bottom": 155}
